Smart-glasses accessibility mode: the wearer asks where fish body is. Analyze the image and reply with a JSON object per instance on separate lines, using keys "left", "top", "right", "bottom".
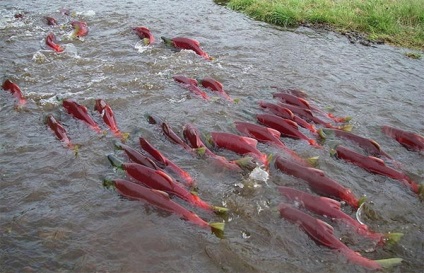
{"left": 173, "top": 75, "right": 209, "bottom": 100}
{"left": 235, "top": 121, "right": 313, "bottom": 165}
{"left": 139, "top": 137, "right": 195, "bottom": 187}
{"left": 277, "top": 102, "right": 341, "bottom": 129}
{"left": 45, "top": 32, "right": 64, "bottom": 52}
{"left": 274, "top": 155, "right": 360, "bottom": 209}
{"left": 279, "top": 204, "right": 397, "bottom": 270}
{"left": 183, "top": 124, "right": 242, "bottom": 171}
{"left": 133, "top": 26, "right": 155, "bottom": 44}
{"left": 334, "top": 145, "right": 421, "bottom": 195}
{"left": 115, "top": 142, "right": 160, "bottom": 170}
{"left": 210, "top": 132, "right": 268, "bottom": 167}
{"left": 2, "top": 79, "right": 26, "bottom": 106}
{"left": 46, "top": 114, "right": 73, "bottom": 148}
{"left": 278, "top": 187, "right": 387, "bottom": 244}
{"left": 273, "top": 92, "right": 350, "bottom": 123}
{"left": 94, "top": 99, "right": 122, "bottom": 137}
{"left": 71, "top": 21, "right": 89, "bottom": 37}
{"left": 161, "top": 122, "right": 194, "bottom": 152}
{"left": 259, "top": 101, "right": 316, "bottom": 133}
{"left": 108, "top": 155, "right": 222, "bottom": 212}
{"left": 162, "top": 36, "right": 210, "bottom": 60}
{"left": 199, "top": 77, "right": 233, "bottom": 101}
{"left": 273, "top": 92, "right": 312, "bottom": 109}
{"left": 62, "top": 99, "right": 101, "bottom": 133}
{"left": 256, "top": 113, "right": 319, "bottom": 147}
{"left": 320, "top": 128, "right": 391, "bottom": 159}
{"left": 105, "top": 179, "right": 213, "bottom": 229}
{"left": 382, "top": 125, "right": 424, "bottom": 152}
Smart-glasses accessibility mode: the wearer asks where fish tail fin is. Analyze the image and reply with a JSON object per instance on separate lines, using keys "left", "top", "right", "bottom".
{"left": 211, "top": 205, "right": 229, "bottom": 214}
{"left": 209, "top": 222, "right": 225, "bottom": 238}
{"left": 383, "top": 232, "right": 404, "bottom": 245}
{"left": 340, "top": 124, "right": 353, "bottom": 132}
{"left": 374, "top": 258, "right": 403, "bottom": 269}
{"left": 195, "top": 147, "right": 207, "bottom": 157}
{"left": 418, "top": 184, "right": 424, "bottom": 200}
{"left": 318, "top": 128, "right": 327, "bottom": 139}
{"left": 306, "top": 156, "right": 319, "bottom": 167}
{"left": 71, "top": 144, "right": 80, "bottom": 157}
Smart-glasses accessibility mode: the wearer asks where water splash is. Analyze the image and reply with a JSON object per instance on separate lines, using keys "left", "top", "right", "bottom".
{"left": 249, "top": 166, "right": 269, "bottom": 183}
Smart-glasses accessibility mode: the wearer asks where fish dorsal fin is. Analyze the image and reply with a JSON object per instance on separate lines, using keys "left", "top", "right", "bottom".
{"left": 151, "top": 189, "right": 170, "bottom": 200}
{"left": 307, "top": 167, "right": 325, "bottom": 176}
{"left": 316, "top": 218, "right": 335, "bottom": 235}
{"left": 369, "top": 156, "right": 385, "bottom": 166}
{"left": 284, "top": 119, "right": 299, "bottom": 130}
{"left": 266, "top": 127, "right": 281, "bottom": 138}
{"left": 281, "top": 108, "right": 295, "bottom": 119}
{"left": 156, "top": 169, "right": 175, "bottom": 185}
{"left": 242, "top": 136, "right": 258, "bottom": 147}
{"left": 370, "top": 139, "right": 382, "bottom": 151}
{"left": 320, "top": 197, "right": 341, "bottom": 210}
{"left": 298, "top": 98, "right": 311, "bottom": 109}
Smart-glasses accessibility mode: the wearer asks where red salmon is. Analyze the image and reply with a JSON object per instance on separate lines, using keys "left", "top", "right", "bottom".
{"left": 2, "top": 79, "right": 26, "bottom": 106}
{"left": 279, "top": 203, "right": 402, "bottom": 270}
{"left": 62, "top": 99, "right": 102, "bottom": 133}
{"left": 274, "top": 155, "right": 361, "bottom": 209}
{"left": 162, "top": 36, "right": 211, "bottom": 60}
{"left": 103, "top": 179, "right": 224, "bottom": 236}
{"left": 382, "top": 125, "right": 424, "bottom": 152}
{"left": 45, "top": 32, "right": 64, "bottom": 52}
{"left": 133, "top": 26, "right": 155, "bottom": 45}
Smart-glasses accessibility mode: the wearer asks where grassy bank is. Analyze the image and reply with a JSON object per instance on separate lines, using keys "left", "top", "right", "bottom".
{"left": 223, "top": 0, "right": 424, "bottom": 50}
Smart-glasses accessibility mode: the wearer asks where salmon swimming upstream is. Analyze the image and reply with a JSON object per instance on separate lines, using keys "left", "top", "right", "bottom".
{"left": 279, "top": 203, "right": 402, "bottom": 270}
{"left": 103, "top": 178, "right": 224, "bottom": 237}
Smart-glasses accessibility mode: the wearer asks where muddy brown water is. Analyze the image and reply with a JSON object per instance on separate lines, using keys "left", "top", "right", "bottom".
{"left": 1, "top": 1, "right": 423, "bottom": 272}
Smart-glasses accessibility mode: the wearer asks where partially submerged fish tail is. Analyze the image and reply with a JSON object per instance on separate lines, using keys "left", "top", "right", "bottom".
{"left": 374, "top": 258, "right": 403, "bottom": 269}
{"left": 383, "top": 232, "right": 404, "bottom": 246}
{"left": 209, "top": 222, "right": 225, "bottom": 238}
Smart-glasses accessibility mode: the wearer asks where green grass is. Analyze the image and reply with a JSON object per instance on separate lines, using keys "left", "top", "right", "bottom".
{"left": 223, "top": 0, "right": 424, "bottom": 50}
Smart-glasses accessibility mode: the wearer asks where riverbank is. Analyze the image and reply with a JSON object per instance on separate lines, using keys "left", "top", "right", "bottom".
{"left": 220, "top": 0, "right": 424, "bottom": 51}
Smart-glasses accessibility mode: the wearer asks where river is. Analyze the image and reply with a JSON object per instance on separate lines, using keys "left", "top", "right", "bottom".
{"left": 1, "top": 0, "right": 423, "bottom": 272}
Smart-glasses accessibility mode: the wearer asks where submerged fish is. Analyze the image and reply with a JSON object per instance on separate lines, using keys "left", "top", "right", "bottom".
{"left": 162, "top": 36, "right": 211, "bottom": 60}
{"left": 94, "top": 99, "right": 123, "bottom": 138}
{"left": 62, "top": 99, "right": 102, "bottom": 133}
{"left": 257, "top": 113, "right": 320, "bottom": 147}
{"left": 382, "top": 125, "right": 424, "bottom": 153}
{"left": 279, "top": 203, "right": 402, "bottom": 270}
{"left": 278, "top": 187, "right": 403, "bottom": 246}
{"left": 108, "top": 154, "right": 227, "bottom": 213}
{"left": 103, "top": 178, "right": 224, "bottom": 236}
{"left": 274, "top": 155, "right": 362, "bottom": 209}
{"left": 173, "top": 75, "right": 209, "bottom": 100}
{"left": 198, "top": 77, "right": 233, "bottom": 102}
{"left": 46, "top": 114, "right": 73, "bottom": 149}
{"left": 210, "top": 131, "right": 269, "bottom": 167}
{"left": 332, "top": 145, "right": 422, "bottom": 199}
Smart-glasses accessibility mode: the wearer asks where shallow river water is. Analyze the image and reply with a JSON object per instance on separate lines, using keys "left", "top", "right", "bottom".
{"left": 1, "top": 0, "right": 423, "bottom": 272}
